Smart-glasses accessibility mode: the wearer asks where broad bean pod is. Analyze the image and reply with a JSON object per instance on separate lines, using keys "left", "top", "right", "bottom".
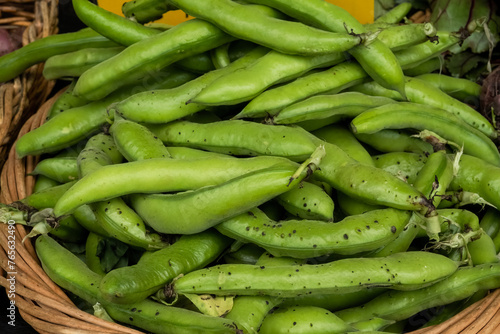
{"left": 43, "top": 46, "right": 125, "bottom": 80}
{"left": 109, "top": 114, "right": 171, "bottom": 161}
{"left": 415, "top": 73, "right": 482, "bottom": 104}
{"left": 99, "top": 229, "right": 231, "bottom": 304}
{"left": 0, "top": 28, "right": 119, "bottom": 83}
{"left": 165, "top": 0, "right": 364, "bottom": 56}
{"left": 73, "top": 19, "right": 236, "bottom": 100}
{"left": 243, "top": 0, "right": 406, "bottom": 97}
{"left": 372, "top": 3, "right": 413, "bottom": 24}
{"left": 271, "top": 92, "right": 396, "bottom": 125}
{"left": 350, "top": 102, "right": 500, "bottom": 166}
{"left": 190, "top": 50, "right": 346, "bottom": 106}
{"left": 274, "top": 181, "right": 335, "bottom": 221}
{"left": 129, "top": 150, "right": 324, "bottom": 235}
{"left": 46, "top": 81, "right": 89, "bottom": 120}
{"left": 373, "top": 22, "right": 437, "bottom": 52}
{"left": 147, "top": 119, "right": 318, "bottom": 162}
{"left": 35, "top": 234, "right": 241, "bottom": 334}
{"left": 122, "top": 0, "right": 178, "bottom": 23}
{"left": 110, "top": 46, "right": 269, "bottom": 124}
{"left": 167, "top": 251, "right": 458, "bottom": 298}
{"left": 53, "top": 154, "right": 296, "bottom": 216}
{"left": 215, "top": 207, "right": 410, "bottom": 258}
{"left": 335, "top": 263, "right": 500, "bottom": 324}
{"left": 448, "top": 153, "right": 500, "bottom": 209}
{"left": 30, "top": 157, "right": 78, "bottom": 183}
{"left": 15, "top": 66, "right": 195, "bottom": 158}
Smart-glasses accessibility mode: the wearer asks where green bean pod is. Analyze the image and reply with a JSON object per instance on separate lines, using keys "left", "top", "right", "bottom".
{"left": 110, "top": 46, "right": 268, "bottom": 124}
{"left": 30, "top": 157, "right": 79, "bottom": 183}
{"left": 243, "top": 0, "right": 406, "bottom": 97}
{"left": 310, "top": 140, "right": 431, "bottom": 212}
{"left": 147, "top": 119, "right": 318, "bottom": 162}
{"left": 43, "top": 46, "right": 125, "bottom": 80}
{"left": 73, "top": 19, "right": 236, "bottom": 100}
{"left": 35, "top": 234, "right": 241, "bottom": 334}
{"left": 0, "top": 28, "right": 119, "bottom": 83}
{"left": 109, "top": 114, "right": 171, "bottom": 161}
{"left": 355, "top": 129, "right": 434, "bottom": 154}
{"left": 190, "top": 50, "right": 346, "bottom": 106}
{"left": 72, "top": 0, "right": 160, "bottom": 46}
{"left": 129, "top": 152, "right": 323, "bottom": 235}
{"left": 237, "top": 62, "right": 369, "bottom": 119}
{"left": 258, "top": 306, "right": 355, "bottom": 334}
{"left": 394, "top": 30, "right": 461, "bottom": 70}
{"left": 272, "top": 92, "right": 396, "bottom": 125}
{"left": 373, "top": 3, "right": 413, "bottom": 24}
{"left": 16, "top": 66, "right": 196, "bottom": 158}
{"left": 479, "top": 208, "right": 500, "bottom": 239}
{"left": 168, "top": 251, "right": 458, "bottom": 298}
{"left": 122, "top": 0, "right": 178, "bottom": 23}
{"left": 274, "top": 181, "right": 335, "bottom": 221}
{"left": 216, "top": 206, "right": 411, "bottom": 258}
{"left": 374, "top": 22, "right": 437, "bottom": 51}
{"left": 467, "top": 232, "right": 500, "bottom": 265}
{"left": 99, "top": 230, "right": 231, "bottom": 304}
{"left": 167, "top": 0, "right": 364, "bottom": 56}
{"left": 403, "top": 57, "right": 443, "bottom": 76}
{"left": 415, "top": 73, "right": 482, "bottom": 104}
{"left": 335, "top": 263, "right": 500, "bottom": 324}
{"left": 53, "top": 155, "right": 296, "bottom": 216}
{"left": 350, "top": 102, "right": 500, "bottom": 166}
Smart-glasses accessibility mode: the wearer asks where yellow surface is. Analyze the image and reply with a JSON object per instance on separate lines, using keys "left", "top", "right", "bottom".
{"left": 97, "top": 0, "right": 374, "bottom": 25}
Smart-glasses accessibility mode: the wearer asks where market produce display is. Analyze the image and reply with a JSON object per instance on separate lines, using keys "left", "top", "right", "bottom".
{"left": 1, "top": 0, "right": 500, "bottom": 333}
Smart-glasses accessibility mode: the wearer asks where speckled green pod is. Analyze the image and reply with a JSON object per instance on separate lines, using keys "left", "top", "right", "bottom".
{"left": 216, "top": 207, "right": 410, "bottom": 258}
{"left": 169, "top": 251, "right": 459, "bottom": 298}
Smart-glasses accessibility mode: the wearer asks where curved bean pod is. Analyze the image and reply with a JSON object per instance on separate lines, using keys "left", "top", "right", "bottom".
{"left": 166, "top": 0, "right": 363, "bottom": 56}
{"left": 110, "top": 46, "right": 269, "bottom": 124}
{"left": 372, "top": 152, "right": 427, "bottom": 186}
{"left": 73, "top": 19, "right": 236, "bottom": 100}
{"left": 449, "top": 154, "right": 500, "bottom": 209}
{"left": 373, "top": 3, "right": 413, "bottom": 24}
{"left": 99, "top": 230, "right": 231, "bottom": 304}
{"left": 30, "top": 157, "right": 78, "bottom": 183}
{"left": 53, "top": 155, "right": 296, "bottom": 216}
{"left": 190, "top": 50, "right": 346, "bottom": 106}
{"left": 147, "top": 119, "right": 318, "bottom": 162}
{"left": 271, "top": 92, "right": 396, "bottom": 125}
{"left": 43, "top": 46, "right": 125, "bottom": 80}
{"left": 350, "top": 102, "right": 500, "bottom": 166}
{"left": 216, "top": 207, "right": 410, "bottom": 258}
{"left": 335, "top": 263, "right": 500, "bottom": 323}
{"left": 167, "top": 251, "right": 458, "bottom": 298}
{"left": 35, "top": 234, "right": 241, "bottom": 334}
{"left": 109, "top": 114, "right": 171, "bottom": 161}
{"left": 0, "top": 28, "right": 119, "bottom": 83}
{"left": 415, "top": 73, "right": 482, "bottom": 104}
{"left": 129, "top": 151, "right": 323, "bottom": 235}
{"left": 275, "top": 181, "right": 335, "bottom": 221}
{"left": 243, "top": 0, "right": 406, "bottom": 97}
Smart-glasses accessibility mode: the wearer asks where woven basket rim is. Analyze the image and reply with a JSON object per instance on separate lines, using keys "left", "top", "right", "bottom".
{"left": 0, "top": 88, "right": 499, "bottom": 334}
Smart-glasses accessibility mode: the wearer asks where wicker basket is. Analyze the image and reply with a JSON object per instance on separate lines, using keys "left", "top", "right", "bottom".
{"left": 0, "top": 93, "right": 499, "bottom": 334}
{"left": 0, "top": 0, "right": 58, "bottom": 172}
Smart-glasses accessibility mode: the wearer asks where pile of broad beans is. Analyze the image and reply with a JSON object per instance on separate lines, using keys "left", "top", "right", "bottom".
{"left": 2, "top": 0, "right": 500, "bottom": 333}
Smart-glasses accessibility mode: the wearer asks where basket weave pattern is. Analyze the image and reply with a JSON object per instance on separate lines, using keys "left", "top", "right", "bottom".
{"left": 0, "top": 0, "right": 58, "bottom": 171}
